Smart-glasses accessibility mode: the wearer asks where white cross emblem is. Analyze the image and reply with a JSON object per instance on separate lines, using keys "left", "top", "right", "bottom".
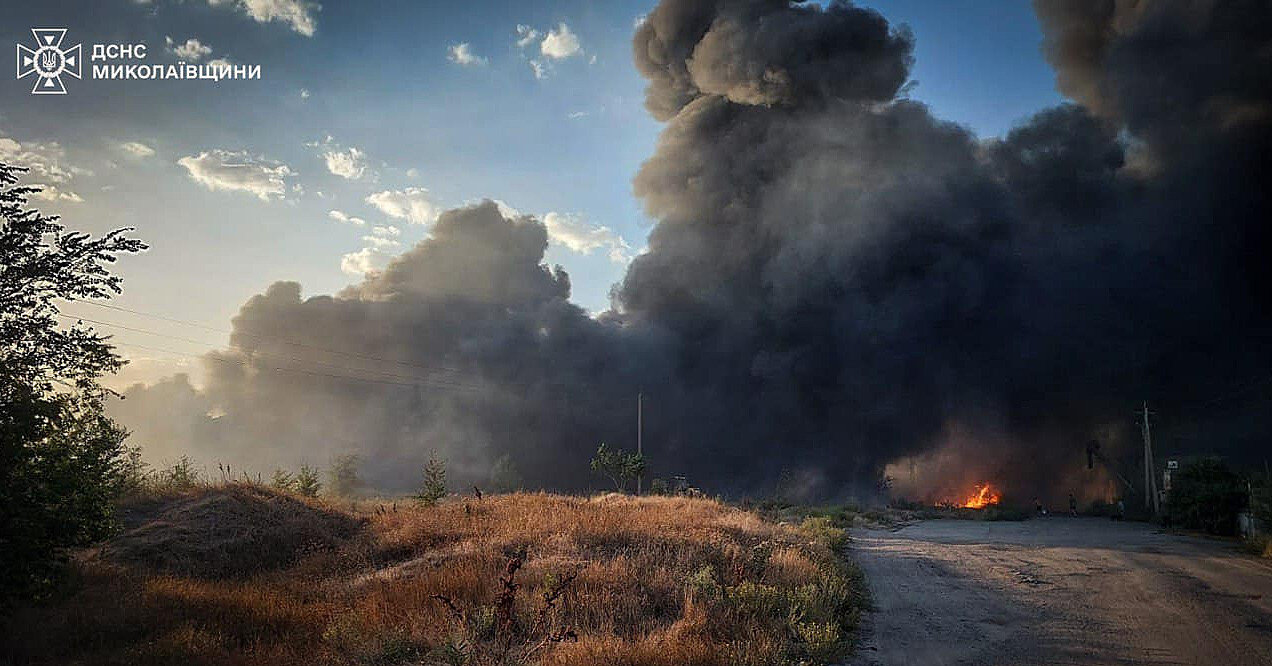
{"left": 16, "top": 28, "right": 82, "bottom": 95}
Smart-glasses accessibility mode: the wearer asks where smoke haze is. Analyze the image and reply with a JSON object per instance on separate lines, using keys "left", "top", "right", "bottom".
{"left": 113, "top": 0, "right": 1272, "bottom": 502}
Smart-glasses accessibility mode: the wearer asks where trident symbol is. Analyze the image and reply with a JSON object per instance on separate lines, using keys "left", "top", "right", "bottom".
{"left": 16, "top": 28, "right": 81, "bottom": 95}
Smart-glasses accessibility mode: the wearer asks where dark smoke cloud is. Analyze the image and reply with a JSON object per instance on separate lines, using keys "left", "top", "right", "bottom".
{"left": 116, "top": 0, "right": 1272, "bottom": 502}
{"left": 634, "top": 0, "right": 912, "bottom": 119}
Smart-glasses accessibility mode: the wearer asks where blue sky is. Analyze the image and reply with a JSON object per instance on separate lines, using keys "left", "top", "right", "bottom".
{"left": 0, "top": 0, "right": 1062, "bottom": 388}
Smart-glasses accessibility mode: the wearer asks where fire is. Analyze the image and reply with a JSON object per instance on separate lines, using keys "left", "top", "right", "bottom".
{"left": 960, "top": 483, "right": 1001, "bottom": 509}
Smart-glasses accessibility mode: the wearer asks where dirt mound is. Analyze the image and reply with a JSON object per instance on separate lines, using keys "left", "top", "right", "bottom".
{"left": 103, "top": 484, "right": 362, "bottom": 579}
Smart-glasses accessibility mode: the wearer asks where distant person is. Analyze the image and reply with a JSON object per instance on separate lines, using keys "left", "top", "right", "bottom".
{"left": 1068, "top": 493, "right": 1078, "bottom": 517}
{"left": 1035, "top": 497, "right": 1046, "bottom": 516}
{"left": 1113, "top": 499, "right": 1125, "bottom": 521}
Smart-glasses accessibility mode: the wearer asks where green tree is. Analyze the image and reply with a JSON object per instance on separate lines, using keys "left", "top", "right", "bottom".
{"left": 0, "top": 161, "right": 146, "bottom": 605}
{"left": 295, "top": 464, "right": 322, "bottom": 497}
{"left": 1166, "top": 457, "right": 1246, "bottom": 535}
{"left": 271, "top": 468, "right": 296, "bottom": 493}
{"left": 590, "top": 442, "right": 646, "bottom": 493}
{"left": 417, "top": 451, "right": 447, "bottom": 505}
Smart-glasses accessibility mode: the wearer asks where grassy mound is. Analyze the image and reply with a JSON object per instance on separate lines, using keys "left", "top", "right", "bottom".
{"left": 0, "top": 490, "right": 865, "bottom": 666}
{"left": 104, "top": 484, "right": 363, "bottom": 578}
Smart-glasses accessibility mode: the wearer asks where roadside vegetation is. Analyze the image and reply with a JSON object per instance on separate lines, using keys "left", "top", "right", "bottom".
{"left": 0, "top": 162, "right": 145, "bottom": 608}
{"left": 0, "top": 482, "right": 866, "bottom": 666}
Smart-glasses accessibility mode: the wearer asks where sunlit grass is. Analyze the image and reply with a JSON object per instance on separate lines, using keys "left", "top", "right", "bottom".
{"left": 1, "top": 487, "right": 865, "bottom": 665}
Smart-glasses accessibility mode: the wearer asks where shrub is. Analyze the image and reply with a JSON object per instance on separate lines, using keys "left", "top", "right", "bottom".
{"left": 687, "top": 564, "right": 721, "bottom": 601}
{"left": 157, "top": 456, "right": 203, "bottom": 491}
{"left": 589, "top": 442, "right": 645, "bottom": 492}
{"left": 417, "top": 451, "right": 447, "bottom": 506}
{"left": 1166, "top": 457, "right": 1246, "bottom": 535}
{"left": 0, "top": 394, "right": 132, "bottom": 605}
{"left": 271, "top": 468, "right": 296, "bottom": 492}
{"left": 295, "top": 464, "right": 322, "bottom": 497}
{"left": 799, "top": 516, "right": 849, "bottom": 552}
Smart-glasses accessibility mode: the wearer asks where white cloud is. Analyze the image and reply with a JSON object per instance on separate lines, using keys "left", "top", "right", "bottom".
{"left": 541, "top": 23, "right": 582, "bottom": 59}
{"left": 492, "top": 199, "right": 522, "bottom": 219}
{"left": 208, "top": 56, "right": 234, "bottom": 69}
{"left": 207, "top": 0, "right": 319, "bottom": 37}
{"left": 119, "top": 141, "right": 155, "bottom": 158}
{"left": 165, "top": 36, "right": 213, "bottom": 61}
{"left": 0, "top": 134, "right": 87, "bottom": 184}
{"left": 309, "top": 136, "right": 370, "bottom": 180}
{"left": 328, "top": 209, "right": 366, "bottom": 226}
{"left": 29, "top": 184, "right": 84, "bottom": 203}
{"left": 341, "top": 225, "right": 403, "bottom": 276}
{"left": 515, "top": 23, "right": 581, "bottom": 79}
{"left": 542, "top": 212, "right": 632, "bottom": 264}
{"left": 405, "top": 167, "right": 420, "bottom": 179}
{"left": 515, "top": 24, "right": 540, "bottom": 49}
{"left": 529, "top": 59, "right": 549, "bottom": 80}
{"left": 447, "top": 42, "right": 487, "bottom": 66}
{"left": 300, "top": 88, "right": 310, "bottom": 99}
{"left": 361, "top": 226, "right": 402, "bottom": 251}
{"left": 341, "top": 246, "right": 393, "bottom": 277}
{"left": 177, "top": 149, "right": 294, "bottom": 202}
{"left": 567, "top": 110, "right": 589, "bottom": 119}
{"left": 364, "top": 187, "right": 439, "bottom": 225}
{"left": 323, "top": 147, "right": 367, "bottom": 180}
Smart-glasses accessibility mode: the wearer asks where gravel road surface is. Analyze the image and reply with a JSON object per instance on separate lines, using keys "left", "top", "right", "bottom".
{"left": 849, "top": 517, "right": 1272, "bottom": 665}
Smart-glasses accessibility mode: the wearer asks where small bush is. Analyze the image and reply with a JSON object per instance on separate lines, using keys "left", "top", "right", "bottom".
{"left": 417, "top": 451, "right": 447, "bottom": 506}
{"left": 295, "top": 464, "right": 322, "bottom": 497}
{"left": 271, "top": 468, "right": 295, "bottom": 492}
{"left": 799, "top": 516, "right": 849, "bottom": 552}
{"left": 1166, "top": 457, "right": 1245, "bottom": 535}
{"left": 589, "top": 442, "right": 645, "bottom": 492}
{"left": 688, "top": 564, "right": 721, "bottom": 601}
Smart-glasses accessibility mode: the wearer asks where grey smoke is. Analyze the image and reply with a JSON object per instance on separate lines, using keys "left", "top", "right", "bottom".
{"left": 115, "top": 0, "right": 1272, "bottom": 501}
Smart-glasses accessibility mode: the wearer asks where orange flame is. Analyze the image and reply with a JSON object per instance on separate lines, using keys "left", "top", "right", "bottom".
{"left": 960, "top": 483, "right": 1001, "bottom": 509}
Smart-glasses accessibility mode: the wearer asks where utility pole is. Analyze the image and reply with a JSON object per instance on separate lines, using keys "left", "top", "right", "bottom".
{"left": 1140, "top": 401, "right": 1160, "bottom": 514}
{"left": 637, "top": 391, "right": 643, "bottom": 495}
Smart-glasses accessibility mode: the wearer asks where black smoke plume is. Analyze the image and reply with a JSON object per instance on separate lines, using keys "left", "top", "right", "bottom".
{"left": 115, "top": 0, "right": 1272, "bottom": 502}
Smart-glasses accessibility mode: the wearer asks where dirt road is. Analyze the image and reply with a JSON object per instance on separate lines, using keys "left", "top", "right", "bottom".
{"left": 849, "top": 518, "right": 1272, "bottom": 666}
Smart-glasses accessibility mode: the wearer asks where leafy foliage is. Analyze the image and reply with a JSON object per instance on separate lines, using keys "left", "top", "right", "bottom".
{"left": 0, "top": 161, "right": 145, "bottom": 606}
{"left": 295, "top": 464, "right": 322, "bottom": 497}
{"left": 271, "top": 468, "right": 296, "bottom": 492}
{"left": 589, "top": 442, "right": 645, "bottom": 492}
{"left": 1166, "top": 457, "right": 1246, "bottom": 535}
{"left": 417, "top": 451, "right": 447, "bottom": 505}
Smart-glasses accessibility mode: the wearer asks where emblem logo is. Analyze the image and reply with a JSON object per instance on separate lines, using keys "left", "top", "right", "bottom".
{"left": 16, "top": 28, "right": 82, "bottom": 95}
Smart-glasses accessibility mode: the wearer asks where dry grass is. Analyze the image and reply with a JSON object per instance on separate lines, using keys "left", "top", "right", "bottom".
{"left": 0, "top": 487, "right": 864, "bottom": 666}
